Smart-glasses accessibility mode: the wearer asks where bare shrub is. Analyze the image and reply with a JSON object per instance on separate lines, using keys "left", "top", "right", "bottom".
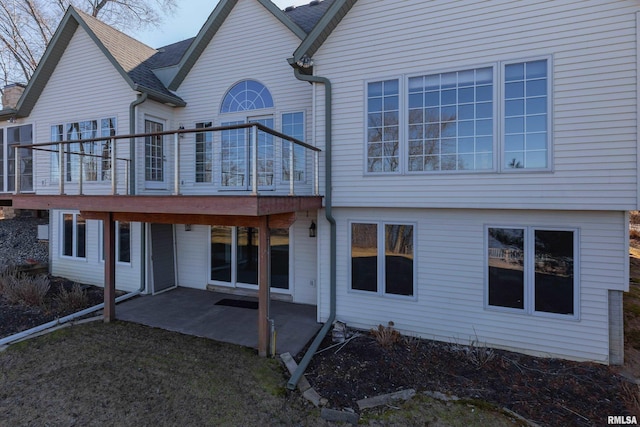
{"left": 371, "top": 321, "right": 402, "bottom": 348}
{"left": 631, "top": 228, "right": 640, "bottom": 241}
{"left": 631, "top": 211, "right": 640, "bottom": 225}
{"left": 3, "top": 273, "right": 50, "bottom": 307}
{"left": 0, "top": 263, "right": 19, "bottom": 294}
{"left": 464, "top": 340, "right": 496, "bottom": 369}
{"left": 55, "top": 283, "right": 88, "bottom": 312}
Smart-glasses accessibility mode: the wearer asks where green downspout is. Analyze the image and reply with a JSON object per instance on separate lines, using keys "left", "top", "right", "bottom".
{"left": 287, "top": 67, "right": 335, "bottom": 390}
{"left": 129, "top": 93, "right": 147, "bottom": 293}
{"left": 129, "top": 93, "right": 147, "bottom": 196}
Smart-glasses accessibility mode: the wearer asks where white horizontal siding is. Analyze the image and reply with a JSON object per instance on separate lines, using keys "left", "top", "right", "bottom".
{"left": 292, "top": 213, "right": 318, "bottom": 305}
{"left": 49, "top": 210, "right": 142, "bottom": 292}
{"left": 171, "top": 0, "right": 315, "bottom": 196}
{"left": 30, "top": 27, "right": 134, "bottom": 196}
{"left": 317, "top": 207, "right": 626, "bottom": 363}
{"left": 313, "top": 0, "right": 639, "bottom": 210}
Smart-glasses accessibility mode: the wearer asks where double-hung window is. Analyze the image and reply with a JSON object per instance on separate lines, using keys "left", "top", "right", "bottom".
{"left": 487, "top": 226, "right": 577, "bottom": 317}
{"left": 350, "top": 222, "right": 415, "bottom": 297}
{"left": 366, "top": 58, "right": 550, "bottom": 174}
{"left": 62, "top": 212, "right": 86, "bottom": 259}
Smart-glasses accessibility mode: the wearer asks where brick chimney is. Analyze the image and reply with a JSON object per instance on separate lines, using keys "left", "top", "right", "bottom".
{"left": 2, "top": 83, "right": 26, "bottom": 110}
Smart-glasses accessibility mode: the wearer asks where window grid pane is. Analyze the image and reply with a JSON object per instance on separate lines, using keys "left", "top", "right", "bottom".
{"left": 195, "top": 122, "right": 213, "bottom": 183}
{"left": 145, "top": 120, "right": 164, "bottom": 182}
{"left": 221, "top": 121, "right": 246, "bottom": 187}
{"left": 367, "top": 80, "right": 399, "bottom": 172}
{"left": 221, "top": 80, "right": 274, "bottom": 113}
{"left": 282, "top": 112, "right": 305, "bottom": 181}
{"left": 504, "top": 60, "right": 548, "bottom": 169}
{"left": 408, "top": 68, "right": 493, "bottom": 172}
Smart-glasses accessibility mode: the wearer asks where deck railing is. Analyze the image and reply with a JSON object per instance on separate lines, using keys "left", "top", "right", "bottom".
{"left": 13, "top": 122, "right": 321, "bottom": 197}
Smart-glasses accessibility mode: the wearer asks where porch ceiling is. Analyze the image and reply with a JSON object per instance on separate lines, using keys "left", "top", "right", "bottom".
{"left": 11, "top": 194, "right": 323, "bottom": 217}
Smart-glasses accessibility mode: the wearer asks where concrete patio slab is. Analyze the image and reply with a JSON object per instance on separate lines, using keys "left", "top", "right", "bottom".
{"left": 116, "top": 287, "right": 322, "bottom": 356}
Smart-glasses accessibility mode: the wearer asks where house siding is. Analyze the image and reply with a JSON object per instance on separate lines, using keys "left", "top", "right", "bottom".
{"left": 172, "top": 0, "right": 315, "bottom": 196}
{"left": 29, "top": 27, "right": 133, "bottom": 196}
{"left": 312, "top": 0, "right": 639, "bottom": 211}
{"left": 49, "top": 210, "right": 142, "bottom": 293}
{"left": 317, "top": 208, "right": 625, "bottom": 362}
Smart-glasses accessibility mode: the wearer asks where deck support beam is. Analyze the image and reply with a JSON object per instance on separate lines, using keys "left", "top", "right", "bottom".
{"left": 258, "top": 216, "right": 271, "bottom": 357}
{"left": 103, "top": 212, "right": 116, "bottom": 322}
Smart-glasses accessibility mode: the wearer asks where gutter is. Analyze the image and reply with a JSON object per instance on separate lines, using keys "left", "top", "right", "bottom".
{"left": 0, "top": 291, "right": 140, "bottom": 347}
{"left": 287, "top": 66, "right": 336, "bottom": 390}
{"left": 129, "top": 93, "right": 147, "bottom": 195}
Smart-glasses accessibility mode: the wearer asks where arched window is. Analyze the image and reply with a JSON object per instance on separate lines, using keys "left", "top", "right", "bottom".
{"left": 221, "top": 80, "right": 274, "bottom": 113}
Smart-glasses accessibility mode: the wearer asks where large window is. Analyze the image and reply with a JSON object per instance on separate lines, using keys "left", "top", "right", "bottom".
{"left": 408, "top": 67, "right": 493, "bottom": 171}
{"left": 351, "top": 222, "right": 414, "bottom": 297}
{"left": 7, "top": 124, "right": 33, "bottom": 192}
{"left": 210, "top": 226, "right": 289, "bottom": 290}
{"left": 145, "top": 119, "right": 164, "bottom": 183}
{"left": 366, "top": 58, "right": 549, "bottom": 174}
{"left": 367, "top": 80, "right": 399, "bottom": 172}
{"left": 282, "top": 112, "right": 305, "bottom": 181}
{"left": 62, "top": 212, "right": 86, "bottom": 259}
{"left": 51, "top": 118, "right": 115, "bottom": 183}
{"left": 487, "top": 227, "right": 576, "bottom": 317}
{"left": 195, "top": 122, "right": 213, "bottom": 183}
{"left": 503, "top": 60, "right": 548, "bottom": 169}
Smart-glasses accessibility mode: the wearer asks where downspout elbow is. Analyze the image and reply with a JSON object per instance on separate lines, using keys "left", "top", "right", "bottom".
{"left": 129, "top": 93, "right": 148, "bottom": 196}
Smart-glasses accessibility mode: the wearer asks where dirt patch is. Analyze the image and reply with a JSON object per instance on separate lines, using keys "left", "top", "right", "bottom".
{"left": 304, "top": 330, "right": 630, "bottom": 427}
{"left": 0, "top": 276, "right": 111, "bottom": 339}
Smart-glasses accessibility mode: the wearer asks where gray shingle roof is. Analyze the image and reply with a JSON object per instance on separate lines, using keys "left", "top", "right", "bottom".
{"left": 283, "top": 0, "right": 336, "bottom": 34}
{"left": 75, "top": 9, "right": 184, "bottom": 103}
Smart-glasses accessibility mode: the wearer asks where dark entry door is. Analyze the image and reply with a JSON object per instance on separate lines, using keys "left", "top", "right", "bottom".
{"left": 150, "top": 223, "right": 176, "bottom": 294}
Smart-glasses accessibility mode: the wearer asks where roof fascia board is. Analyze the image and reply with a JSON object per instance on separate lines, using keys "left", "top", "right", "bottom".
{"left": 257, "top": 0, "right": 307, "bottom": 40}
{"left": 168, "top": 0, "right": 238, "bottom": 91}
{"left": 0, "top": 109, "right": 18, "bottom": 121}
{"left": 293, "top": 0, "right": 358, "bottom": 62}
{"left": 15, "top": 7, "right": 141, "bottom": 117}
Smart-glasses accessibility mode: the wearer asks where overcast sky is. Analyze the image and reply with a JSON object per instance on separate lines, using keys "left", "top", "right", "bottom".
{"left": 131, "top": 0, "right": 314, "bottom": 47}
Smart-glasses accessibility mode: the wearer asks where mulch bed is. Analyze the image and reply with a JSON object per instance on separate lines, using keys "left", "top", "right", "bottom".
{"left": 303, "top": 332, "right": 635, "bottom": 427}
{"left": 0, "top": 276, "right": 106, "bottom": 338}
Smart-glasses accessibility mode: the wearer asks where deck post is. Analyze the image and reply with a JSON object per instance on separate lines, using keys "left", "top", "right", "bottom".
{"left": 251, "top": 125, "right": 258, "bottom": 195}
{"left": 59, "top": 143, "right": 65, "bottom": 195}
{"left": 111, "top": 137, "right": 117, "bottom": 195}
{"left": 289, "top": 141, "right": 295, "bottom": 195}
{"left": 258, "top": 216, "right": 271, "bottom": 357}
{"left": 103, "top": 212, "right": 116, "bottom": 322}
{"left": 174, "top": 132, "right": 180, "bottom": 195}
{"left": 13, "top": 146, "right": 20, "bottom": 194}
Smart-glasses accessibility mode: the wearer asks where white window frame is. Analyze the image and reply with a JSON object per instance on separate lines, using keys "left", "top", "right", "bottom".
{"left": 484, "top": 225, "right": 579, "bottom": 320}
{"left": 50, "top": 117, "right": 116, "bottom": 184}
{"left": 348, "top": 220, "right": 417, "bottom": 300}
{"left": 60, "top": 211, "right": 87, "bottom": 260}
{"left": 207, "top": 225, "right": 292, "bottom": 295}
{"left": 99, "top": 221, "right": 133, "bottom": 265}
{"left": 500, "top": 57, "right": 553, "bottom": 172}
{"left": 364, "top": 56, "right": 552, "bottom": 176}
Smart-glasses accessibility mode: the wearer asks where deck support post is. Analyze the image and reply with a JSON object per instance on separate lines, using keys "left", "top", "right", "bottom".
{"left": 103, "top": 212, "right": 116, "bottom": 322}
{"left": 258, "top": 216, "right": 271, "bottom": 357}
